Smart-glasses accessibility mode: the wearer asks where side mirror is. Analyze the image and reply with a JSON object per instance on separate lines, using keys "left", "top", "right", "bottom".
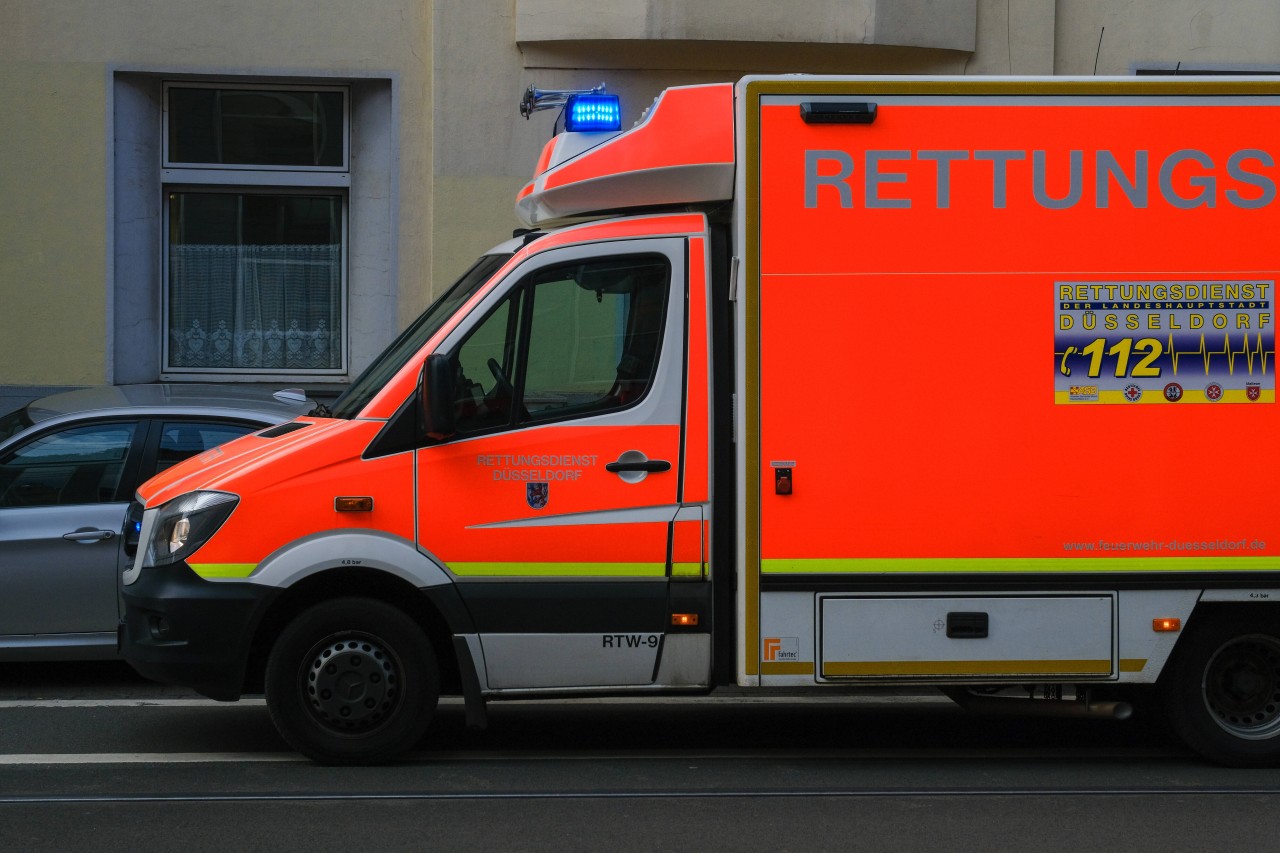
{"left": 422, "top": 353, "right": 457, "bottom": 440}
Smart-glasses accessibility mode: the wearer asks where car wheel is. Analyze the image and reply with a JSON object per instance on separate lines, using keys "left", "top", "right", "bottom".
{"left": 1161, "top": 612, "right": 1280, "bottom": 767}
{"left": 265, "top": 597, "right": 439, "bottom": 765}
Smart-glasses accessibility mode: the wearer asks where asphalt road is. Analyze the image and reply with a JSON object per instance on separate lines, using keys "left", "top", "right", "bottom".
{"left": 1, "top": 662, "right": 1278, "bottom": 852}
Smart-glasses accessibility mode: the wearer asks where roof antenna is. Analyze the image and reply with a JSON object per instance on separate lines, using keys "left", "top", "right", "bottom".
{"left": 1093, "top": 26, "right": 1105, "bottom": 75}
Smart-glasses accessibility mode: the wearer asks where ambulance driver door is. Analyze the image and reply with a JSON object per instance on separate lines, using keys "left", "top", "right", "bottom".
{"left": 417, "top": 238, "right": 687, "bottom": 690}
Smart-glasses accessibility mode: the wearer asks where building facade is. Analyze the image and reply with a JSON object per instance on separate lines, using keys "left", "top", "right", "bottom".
{"left": 3, "top": 0, "right": 1280, "bottom": 412}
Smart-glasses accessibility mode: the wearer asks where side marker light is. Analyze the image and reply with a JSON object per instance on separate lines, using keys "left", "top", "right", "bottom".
{"left": 335, "top": 496, "right": 374, "bottom": 513}
{"left": 1152, "top": 617, "right": 1182, "bottom": 632}
{"left": 672, "top": 613, "right": 699, "bottom": 627}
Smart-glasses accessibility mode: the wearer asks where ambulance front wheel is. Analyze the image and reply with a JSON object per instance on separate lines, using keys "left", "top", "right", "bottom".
{"left": 1161, "top": 613, "right": 1280, "bottom": 767}
{"left": 265, "top": 597, "right": 440, "bottom": 765}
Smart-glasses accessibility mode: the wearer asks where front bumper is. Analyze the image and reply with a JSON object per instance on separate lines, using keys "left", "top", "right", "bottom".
{"left": 120, "top": 560, "right": 279, "bottom": 701}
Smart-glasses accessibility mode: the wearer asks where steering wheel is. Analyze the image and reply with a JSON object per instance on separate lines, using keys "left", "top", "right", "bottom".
{"left": 487, "top": 358, "right": 514, "bottom": 400}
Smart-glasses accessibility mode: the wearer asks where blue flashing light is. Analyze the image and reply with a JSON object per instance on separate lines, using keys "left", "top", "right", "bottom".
{"left": 565, "top": 93, "right": 622, "bottom": 132}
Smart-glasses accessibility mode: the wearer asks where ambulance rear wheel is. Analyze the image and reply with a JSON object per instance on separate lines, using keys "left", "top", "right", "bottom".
{"left": 265, "top": 597, "right": 439, "bottom": 765}
{"left": 1161, "top": 614, "right": 1280, "bottom": 767}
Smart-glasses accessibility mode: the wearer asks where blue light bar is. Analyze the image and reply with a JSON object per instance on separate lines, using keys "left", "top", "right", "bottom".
{"left": 565, "top": 93, "right": 622, "bottom": 132}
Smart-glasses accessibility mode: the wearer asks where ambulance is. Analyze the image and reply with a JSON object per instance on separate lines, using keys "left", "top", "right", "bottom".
{"left": 122, "top": 76, "right": 1280, "bottom": 766}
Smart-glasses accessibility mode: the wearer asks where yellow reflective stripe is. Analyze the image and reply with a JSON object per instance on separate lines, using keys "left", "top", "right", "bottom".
{"left": 824, "top": 659, "right": 1112, "bottom": 677}
{"left": 762, "top": 557, "right": 1280, "bottom": 574}
{"left": 189, "top": 563, "right": 257, "bottom": 579}
{"left": 671, "top": 562, "right": 704, "bottom": 578}
{"left": 192, "top": 561, "right": 678, "bottom": 579}
{"left": 1120, "top": 658, "right": 1148, "bottom": 673}
{"left": 448, "top": 562, "right": 667, "bottom": 578}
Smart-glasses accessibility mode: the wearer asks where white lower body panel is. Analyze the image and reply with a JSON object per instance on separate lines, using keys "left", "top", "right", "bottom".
{"left": 755, "top": 589, "right": 1201, "bottom": 686}
{"left": 819, "top": 595, "right": 1114, "bottom": 679}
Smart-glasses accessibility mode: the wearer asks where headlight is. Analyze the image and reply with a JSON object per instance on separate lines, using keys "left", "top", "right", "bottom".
{"left": 143, "top": 491, "right": 239, "bottom": 568}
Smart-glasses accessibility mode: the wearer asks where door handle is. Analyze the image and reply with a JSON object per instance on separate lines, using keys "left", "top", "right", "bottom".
{"left": 63, "top": 529, "right": 115, "bottom": 543}
{"left": 606, "top": 451, "right": 672, "bottom": 484}
{"left": 605, "top": 460, "right": 672, "bottom": 473}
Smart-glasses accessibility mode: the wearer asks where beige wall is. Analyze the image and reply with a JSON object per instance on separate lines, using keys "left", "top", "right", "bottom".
{"left": 430, "top": 0, "right": 1280, "bottom": 301}
{"left": 515, "top": 0, "right": 976, "bottom": 52}
{"left": 0, "top": 0, "right": 432, "bottom": 389}
{"left": 6, "top": 0, "right": 1280, "bottom": 399}
{"left": 0, "top": 62, "right": 106, "bottom": 384}
{"left": 430, "top": 0, "right": 1044, "bottom": 295}
{"left": 1055, "top": 0, "right": 1280, "bottom": 75}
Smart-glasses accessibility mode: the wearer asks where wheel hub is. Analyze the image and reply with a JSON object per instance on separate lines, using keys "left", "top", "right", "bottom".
{"left": 304, "top": 636, "right": 399, "bottom": 732}
{"left": 1204, "top": 635, "right": 1280, "bottom": 739}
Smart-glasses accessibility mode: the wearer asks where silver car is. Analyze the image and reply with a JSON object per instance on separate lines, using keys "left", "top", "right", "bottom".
{"left": 0, "top": 384, "right": 313, "bottom": 661}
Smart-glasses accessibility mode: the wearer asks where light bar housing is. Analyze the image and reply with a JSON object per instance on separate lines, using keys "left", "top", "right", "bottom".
{"left": 565, "top": 93, "right": 622, "bottom": 132}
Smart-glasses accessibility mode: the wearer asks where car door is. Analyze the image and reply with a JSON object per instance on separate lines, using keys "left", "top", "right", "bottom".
{"left": 0, "top": 419, "right": 143, "bottom": 637}
{"left": 417, "top": 238, "right": 689, "bottom": 690}
{"left": 0, "top": 415, "right": 266, "bottom": 647}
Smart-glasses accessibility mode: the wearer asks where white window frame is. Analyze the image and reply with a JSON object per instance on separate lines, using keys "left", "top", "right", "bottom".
{"left": 160, "top": 82, "right": 351, "bottom": 379}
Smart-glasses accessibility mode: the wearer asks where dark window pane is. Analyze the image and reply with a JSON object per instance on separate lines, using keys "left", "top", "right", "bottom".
{"left": 447, "top": 254, "right": 670, "bottom": 436}
{"left": 168, "top": 87, "right": 345, "bottom": 168}
{"left": 0, "top": 423, "right": 136, "bottom": 507}
{"left": 453, "top": 288, "right": 527, "bottom": 434}
{"left": 155, "top": 421, "right": 258, "bottom": 473}
{"left": 521, "top": 257, "right": 669, "bottom": 421}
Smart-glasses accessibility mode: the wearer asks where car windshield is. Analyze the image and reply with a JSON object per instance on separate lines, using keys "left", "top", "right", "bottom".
{"left": 328, "top": 253, "right": 511, "bottom": 419}
{"left": 0, "top": 407, "right": 34, "bottom": 442}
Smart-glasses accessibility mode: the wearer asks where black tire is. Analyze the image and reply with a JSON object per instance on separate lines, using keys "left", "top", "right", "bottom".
{"left": 265, "top": 597, "right": 439, "bottom": 765}
{"left": 1160, "top": 613, "right": 1280, "bottom": 767}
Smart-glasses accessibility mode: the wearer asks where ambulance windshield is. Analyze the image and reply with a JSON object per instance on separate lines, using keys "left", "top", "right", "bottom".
{"left": 329, "top": 253, "right": 511, "bottom": 419}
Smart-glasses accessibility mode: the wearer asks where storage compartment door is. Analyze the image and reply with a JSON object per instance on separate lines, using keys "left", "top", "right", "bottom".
{"left": 819, "top": 595, "right": 1115, "bottom": 680}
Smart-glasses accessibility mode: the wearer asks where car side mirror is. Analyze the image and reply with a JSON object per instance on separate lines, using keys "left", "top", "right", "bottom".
{"left": 422, "top": 353, "right": 457, "bottom": 440}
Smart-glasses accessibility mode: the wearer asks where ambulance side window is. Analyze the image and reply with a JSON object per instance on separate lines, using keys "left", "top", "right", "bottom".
{"left": 451, "top": 254, "right": 669, "bottom": 435}
{"left": 452, "top": 288, "right": 527, "bottom": 434}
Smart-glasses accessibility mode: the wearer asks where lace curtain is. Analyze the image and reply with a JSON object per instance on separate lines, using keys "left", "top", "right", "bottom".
{"left": 168, "top": 244, "right": 342, "bottom": 370}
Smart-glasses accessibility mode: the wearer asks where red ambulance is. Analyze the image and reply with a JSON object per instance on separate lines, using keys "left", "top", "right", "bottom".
{"left": 123, "top": 76, "right": 1280, "bottom": 766}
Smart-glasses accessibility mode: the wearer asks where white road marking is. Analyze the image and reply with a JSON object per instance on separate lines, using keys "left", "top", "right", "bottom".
{"left": 0, "top": 694, "right": 951, "bottom": 710}
{"left": 6, "top": 785, "right": 1280, "bottom": 805}
{"left": 0, "top": 752, "right": 301, "bottom": 765}
{"left": 0, "top": 698, "right": 265, "bottom": 709}
{"left": 0, "top": 744, "right": 1182, "bottom": 766}
{"left": 0, "top": 692, "right": 957, "bottom": 768}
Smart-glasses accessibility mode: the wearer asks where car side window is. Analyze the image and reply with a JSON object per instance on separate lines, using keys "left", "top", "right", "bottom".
{"left": 0, "top": 422, "right": 138, "bottom": 507}
{"left": 452, "top": 287, "right": 528, "bottom": 434}
{"left": 450, "top": 254, "right": 670, "bottom": 435}
{"left": 154, "top": 421, "right": 259, "bottom": 474}
{"left": 523, "top": 258, "right": 669, "bottom": 419}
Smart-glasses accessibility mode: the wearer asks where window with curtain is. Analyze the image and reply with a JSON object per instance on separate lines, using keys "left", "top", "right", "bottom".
{"left": 167, "top": 192, "right": 343, "bottom": 371}
{"left": 163, "top": 84, "right": 348, "bottom": 376}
